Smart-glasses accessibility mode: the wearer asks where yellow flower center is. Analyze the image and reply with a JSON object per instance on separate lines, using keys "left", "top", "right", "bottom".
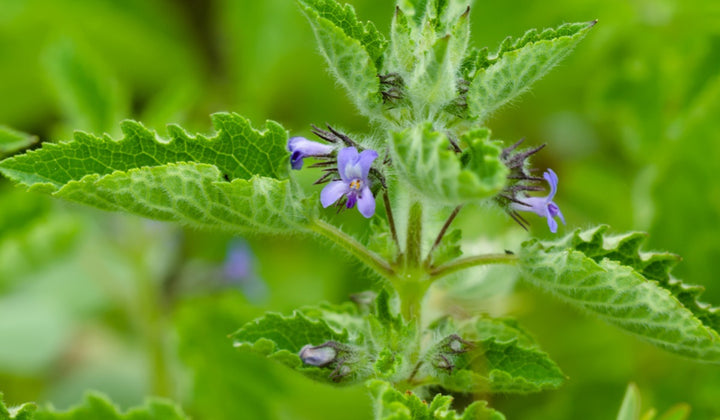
{"left": 349, "top": 179, "right": 363, "bottom": 191}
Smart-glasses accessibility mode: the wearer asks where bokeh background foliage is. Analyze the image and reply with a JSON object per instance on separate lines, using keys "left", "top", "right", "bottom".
{"left": 0, "top": 0, "right": 718, "bottom": 419}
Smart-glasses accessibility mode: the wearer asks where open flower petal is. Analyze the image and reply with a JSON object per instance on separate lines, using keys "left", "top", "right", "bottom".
{"left": 321, "top": 181, "right": 349, "bottom": 208}
{"left": 357, "top": 150, "right": 379, "bottom": 178}
{"left": 356, "top": 186, "right": 376, "bottom": 218}
{"left": 511, "top": 168, "right": 565, "bottom": 233}
{"left": 337, "top": 147, "right": 359, "bottom": 181}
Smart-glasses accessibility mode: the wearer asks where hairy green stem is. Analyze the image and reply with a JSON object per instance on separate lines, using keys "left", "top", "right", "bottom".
{"left": 311, "top": 218, "right": 396, "bottom": 278}
{"left": 395, "top": 272, "right": 430, "bottom": 322}
{"left": 405, "top": 201, "right": 423, "bottom": 268}
{"left": 382, "top": 191, "right": 401, "bottom": 259}
{"left": 429, "top": 253, "right": 518, "bottom": 280}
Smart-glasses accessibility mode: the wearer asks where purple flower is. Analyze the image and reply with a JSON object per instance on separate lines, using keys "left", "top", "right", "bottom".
{"left": 511, "top": 169, "right": 566, "bottom": 233}
{"left": 320, "top": 147, "right": 378, "bottom": 218}
{"left": 287, "top": 136, "right": 334, "bottom": 170}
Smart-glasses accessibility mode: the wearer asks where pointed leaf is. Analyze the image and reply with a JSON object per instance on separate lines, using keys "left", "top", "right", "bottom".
{"left": 616, "top": 383, "right": 642, "bottom": 420}
{"left": 0, "top": 113, "right": 288, "bottom": 190}
{"left": 0, "top": 115, "right": 307, "bottom": 235}
{"left": 390, "top": 124, "right": 507, "bottom": 204}
{"left": 520, "top": 226, "right": 720, "bottom": 362}
{"left": 298, "top": 0, "right": 384, "bottom": 118}
{"left": 299, "top": 0, "right": 387, "bottom": 66}
{"left": 467, "top": 21, "right": 596, "bottom": 122}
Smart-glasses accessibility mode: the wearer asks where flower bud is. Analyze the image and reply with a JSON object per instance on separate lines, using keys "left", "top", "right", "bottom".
{"left": 298, "top": 343, "right": 338, "bottom": 367}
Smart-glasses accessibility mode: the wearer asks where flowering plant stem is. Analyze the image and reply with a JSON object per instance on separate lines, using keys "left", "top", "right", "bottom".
{"left": 310, "top": 218, "right": 396, "bottom": 278}
{"left": 430, "top": 253, "right": 519, "bottom": 280}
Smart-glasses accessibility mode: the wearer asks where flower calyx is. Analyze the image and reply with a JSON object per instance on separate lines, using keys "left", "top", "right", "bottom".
{"left": 495, "top": 139, "right": 559, "bottom": 231}
{"left": 379, "top": 72, "right": 405, "bottom": 104}
{"left": 431, "top": 334, "right": 475, "bottom": 373}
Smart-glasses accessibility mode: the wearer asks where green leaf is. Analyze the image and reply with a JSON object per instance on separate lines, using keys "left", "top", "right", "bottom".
{"left": 397, "top": 0, "right": 473, "bottom": 32}
{"left": 0, "top": 393, "right": 37, "bottom": 420}
{"left": 387, "top": 7, "right": 415, "bottom": 76}
{"left": 617, "top": 383, "right": 642, "bottom": 420}
{"left": 298, "top": 0, "right": 385, "bottom": 118}
{"left": 367, "top": 380, "right": 505, "bottom": 420}
{"left": 434, "top": 339, "right": 564, "bottom": 393}
{"left": 467, "top": 21, "right": 596, "bottom": 122}
{"left": 387, "top": 2, "right": 471, "bottom": 122}
{"left": 0, "top": 113, "right": 287, "bottom": 189}
{"left": 0, "top": 126, "right": 36, "bottom": 158}
{"left": 33, "top": 392, "right": 188, "bottom": 420}
{"left": 520, "top": 226, "right": 720, "bottom": 362}
{"left": 0, "top": 114, "right": 308, "bottom": 235}
{"left": 422, "top": 315, "right": 564, "bottom": 394}
{"left": 466, "top": 316, "right": 541, "bottom": 350}
{"left": 390, "top": 124, "right": 508, "bottom": 204}
{"left": 231, "top": 310, "right": 371, "bottom": 384}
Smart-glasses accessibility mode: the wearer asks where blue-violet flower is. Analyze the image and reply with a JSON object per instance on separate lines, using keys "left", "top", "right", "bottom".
{"left": 511, "top": 168, "right": 565, "bottom": 233}
{"left": 287, "top": 136, "right": 334, "bottom": 170}
{"left": 320, "top": 146, "right": 377, "bottom": 218}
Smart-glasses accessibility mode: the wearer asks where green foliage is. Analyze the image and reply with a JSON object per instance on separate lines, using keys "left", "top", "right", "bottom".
{"left": 0, "top": 392, "right": 187, "bottom": 420}
{"left": 231, "top": 310, "right": 370, "bottom": 384}
{"left": 0, "top": 393, "right": 36, "bottom": 420}
{"left": 615, "top": 383, "right": 691, "bottom": 420}
{"left": 367, "top": 380, "right": 505, "bottom": 420}
{"left": 428, "top": 229, "right": 462, "bottom": 267}
{"left": 298, "top": 0, "right": 384, "bottom": 118}
{"left": 423, "top": 316, "right": 565, "bottom": 394}
{"left": 0, "top": 114, "right": 311, "bottom": 235}
{"left": 0, "top": 126, "right": 36, "bottom": 158}
{"left": 391, "top": 124, "right": 507, "bottom": 204}
{"left": 466, "top": 21, "right": 595, "bottom": 122}
{"left": 616, "top": 383, "right": 641, "bottom": 420}
{"left": 34, "top": 393, "right": 188, "bottom": 420}
{"left": 0, "top": 113, "right": 288, "bottom": 188}
{"left": 43, "top": 40, "right": 128, "bottom": 135}
{"left": 519, "top": 226, "right": 720, "bottom": 362}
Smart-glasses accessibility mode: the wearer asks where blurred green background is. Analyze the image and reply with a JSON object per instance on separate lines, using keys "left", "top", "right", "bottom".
{"left": 0, "top": 0, "right": 719, "bottom": 418}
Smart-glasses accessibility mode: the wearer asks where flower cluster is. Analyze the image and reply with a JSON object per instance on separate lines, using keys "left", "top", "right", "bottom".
{"left": 287, "top": 128, "right": 379, "bottom": 218}
{"left": 288, "top": 129, "right": 565, "bottom": 231}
